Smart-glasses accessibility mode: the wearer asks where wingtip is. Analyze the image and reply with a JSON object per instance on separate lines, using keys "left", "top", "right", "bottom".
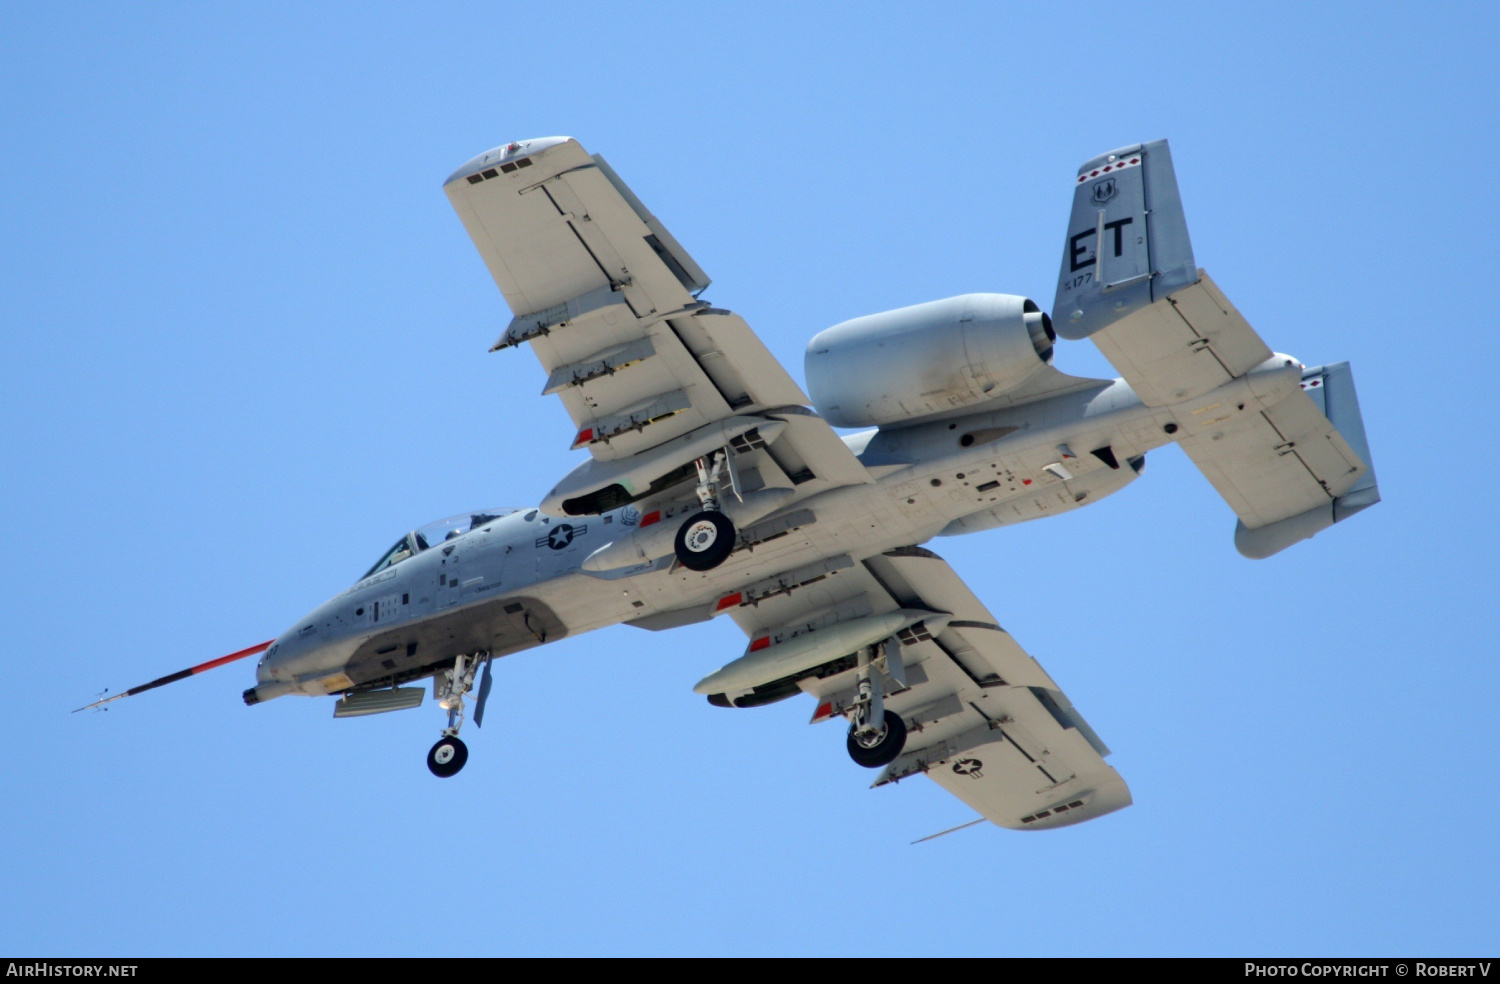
{"left": 443, "top": 136, "right": 575, "bottom": 187}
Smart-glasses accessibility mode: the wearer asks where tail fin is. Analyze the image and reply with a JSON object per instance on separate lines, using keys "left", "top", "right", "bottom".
{"left": 1052, "top": 140, "right": 1198, "bottom": 341}
{"left": 1050, "top": 139, "right": 1382, "bottom": 557}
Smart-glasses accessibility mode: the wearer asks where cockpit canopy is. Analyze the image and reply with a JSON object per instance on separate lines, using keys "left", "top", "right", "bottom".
{"left": 359, "top": 508, "right": 518, "bottom": 581}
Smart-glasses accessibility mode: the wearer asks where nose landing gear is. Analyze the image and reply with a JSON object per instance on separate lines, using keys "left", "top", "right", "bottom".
{"left": 426, "top": 651, "right": 489, "bottom": 778}
{"left": 427, "top": 734, "right": 468, "bottom": 777}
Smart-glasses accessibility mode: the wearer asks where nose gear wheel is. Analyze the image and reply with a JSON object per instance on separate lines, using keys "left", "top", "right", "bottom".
{"left": 427, "top": 735, "right": 468, "bottom": 777}
{"left": 425, "top": 651, "right": 488, "bottom": 777}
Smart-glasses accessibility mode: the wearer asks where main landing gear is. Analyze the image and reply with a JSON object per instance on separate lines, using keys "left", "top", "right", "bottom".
{"left": 846, "top": 640, "right": 907, "bottom": 768}
{"left": 674, "top": 451, "right": 737, "bottom": 572}
{"left": 427, "top": 651, "right": 490, "bottom": 778}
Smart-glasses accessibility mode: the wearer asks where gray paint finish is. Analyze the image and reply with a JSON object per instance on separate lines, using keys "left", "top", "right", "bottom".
{"left": 227, "top": 136, "right": 1382, "bottom": 832}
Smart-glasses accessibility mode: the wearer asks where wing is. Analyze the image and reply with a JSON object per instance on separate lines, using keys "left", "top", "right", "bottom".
{"left": 706, "top": 546, "right": 1130, "bottom": 831}
{"left": 445, "top": 138, "right": 870, "bottom": 511}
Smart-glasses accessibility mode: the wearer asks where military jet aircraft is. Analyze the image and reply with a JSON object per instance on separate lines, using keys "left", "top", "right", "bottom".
{"left": 81, "top": 137, "right": 1379, "bottom": 832}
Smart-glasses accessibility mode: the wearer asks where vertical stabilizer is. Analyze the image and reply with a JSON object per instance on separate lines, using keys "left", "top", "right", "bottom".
{"left": 1053, "top": 140, "right": 1198, "bottom": 341}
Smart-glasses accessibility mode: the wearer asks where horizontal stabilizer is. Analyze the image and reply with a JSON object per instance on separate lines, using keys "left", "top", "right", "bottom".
{"left": 1229, "top": 362, "right": 1380, "bottom": 558}
{"left": 1087, "top": 273, "right": 1274, "bottom": 407}
{"left": 1053, "top": 141, "right": 1381, "bottom": 558}
{"left": 1175, "top": 362, "right": 1378, "bottom": 558}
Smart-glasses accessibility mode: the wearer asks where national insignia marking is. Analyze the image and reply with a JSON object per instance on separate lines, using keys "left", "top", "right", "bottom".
{"left": 535, "top": 523, "right": 584, "bottom": 549}
{"left": 952, "top": 758, "right": 984, "bottom": 779}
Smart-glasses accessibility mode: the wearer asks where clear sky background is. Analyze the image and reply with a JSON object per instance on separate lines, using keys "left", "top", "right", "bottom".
{"left": 2, "top": 2, "right": 1496, "bottom": 957}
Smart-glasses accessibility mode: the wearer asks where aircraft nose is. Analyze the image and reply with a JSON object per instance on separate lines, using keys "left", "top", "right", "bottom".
{"left": 256, "top": 634, "right": 291, "bottom": 682}
{"left": 243, "top": 634, "right": 299, "bottom": 705}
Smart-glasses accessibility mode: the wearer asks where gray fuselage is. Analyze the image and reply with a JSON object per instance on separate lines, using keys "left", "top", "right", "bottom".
{"left": 254, "top": 357, "right": 1300, "bottom": 701}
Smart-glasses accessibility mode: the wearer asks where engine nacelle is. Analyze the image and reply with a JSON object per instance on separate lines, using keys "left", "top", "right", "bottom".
{"left": 805, "top": 293, "right": 1055, "bottom": 428}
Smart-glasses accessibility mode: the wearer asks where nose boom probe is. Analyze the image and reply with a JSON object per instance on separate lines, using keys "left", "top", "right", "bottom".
{"left": 73, "top": 640, "right": 275, "bottom": 713}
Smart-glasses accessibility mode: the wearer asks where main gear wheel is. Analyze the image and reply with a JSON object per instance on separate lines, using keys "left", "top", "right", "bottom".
{"left": 674, "top": 510, "right": 736, "bottom": 571}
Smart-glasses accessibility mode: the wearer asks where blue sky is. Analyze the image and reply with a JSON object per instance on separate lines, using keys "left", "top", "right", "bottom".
{"left": 2, "top": 2, "right": 1496, "bottom": 956}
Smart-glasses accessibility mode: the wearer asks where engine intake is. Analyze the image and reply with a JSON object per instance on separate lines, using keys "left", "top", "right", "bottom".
{"left": 805, "top": 294, "right": 1055, "bottom": 428}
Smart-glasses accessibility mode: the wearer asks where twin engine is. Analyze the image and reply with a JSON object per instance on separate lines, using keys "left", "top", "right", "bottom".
{"left": 805, "top": 294, "right": 1055, "bottom": 428}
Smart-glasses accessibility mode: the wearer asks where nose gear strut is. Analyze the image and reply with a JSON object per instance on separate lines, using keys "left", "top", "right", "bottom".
{"left": 427, "top": 651, "right": 489, "bottom": 777}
